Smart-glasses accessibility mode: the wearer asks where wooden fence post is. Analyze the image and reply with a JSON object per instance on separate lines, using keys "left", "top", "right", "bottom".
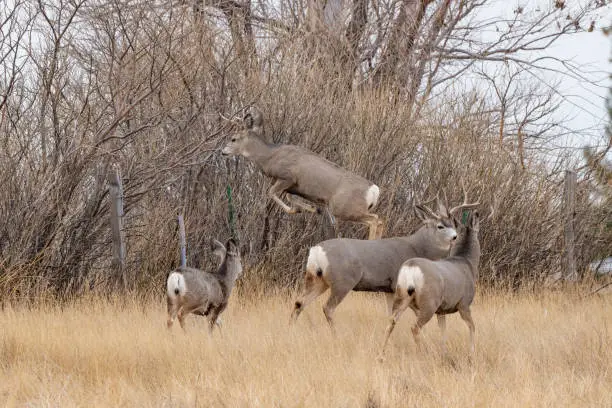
{"left": 563, "top": 170, "right": 577, "bottom": 282}
{"left": 108, "top": 168, "right": 126, "bottom": 291}
{"left": 177, "top": 214, "right": 186, "bottom": 268}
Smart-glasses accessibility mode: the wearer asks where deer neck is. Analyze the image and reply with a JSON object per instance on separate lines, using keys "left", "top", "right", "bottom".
{"left": 218, "top": 257, "right": 242, "bottom": 289}
{"left": 244, "top": 136, "right": 278, "bottom": 168}
{"left": 405, "top": 227, "right": 450, "bottom": 260}
{"left": 450, "top": 226, "right": 480, "bottom": 276}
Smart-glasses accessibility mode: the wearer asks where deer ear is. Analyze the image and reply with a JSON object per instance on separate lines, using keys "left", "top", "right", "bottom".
{"left": 211, "top": 239, "right": 226, "bottom": 261}
{"left": 414, "top": 205, "right": 428, "bottom": 221}
{"left": 470, "top": 211, "right": 480, "bottom": 229}
{"left": 225, "top": 238, "right": 239, "bottom": 255}
{"left": 243, "top": 112, "right": 254, "bottom": 129}
{"left": 248, "top": 107, "right": 264, "bottom": 136}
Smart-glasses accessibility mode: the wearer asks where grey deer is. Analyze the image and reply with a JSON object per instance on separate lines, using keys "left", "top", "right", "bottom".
{"left": 221, "top": 108, "right": 384, "bottom": 239}
{"left": 380, "top": 193, "right": 481, "bottom": 356}
{"left": 290, "top": 197, "right": 474, "bottom": 329}
{"left": 166, "top": 238, "right": 242, "bottom": 332}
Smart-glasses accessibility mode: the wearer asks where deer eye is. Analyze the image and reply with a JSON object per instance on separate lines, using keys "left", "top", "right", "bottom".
{"left": 437, "top": 224, "right": 444, "bottom": 230}
{"left": 231, "top": 137, "right": 237, "bottom": 142}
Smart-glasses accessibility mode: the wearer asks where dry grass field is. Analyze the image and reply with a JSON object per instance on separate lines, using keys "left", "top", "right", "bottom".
{"left": 1, "top": 289, "right": 610, "bottom": 407}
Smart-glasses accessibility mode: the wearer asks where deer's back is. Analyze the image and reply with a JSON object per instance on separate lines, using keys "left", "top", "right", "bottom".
{"left": 268, "top": 146, "right": 372, "bottom": 203}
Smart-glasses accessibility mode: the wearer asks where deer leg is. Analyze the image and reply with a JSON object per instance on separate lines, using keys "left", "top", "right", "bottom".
{"left": 208, "top": 304, "right": 227, "bottom": 334}
{"left": 177, "top": 303, "right": 206, "bottom": 331}
{"left": 291, "top": 274, "right": 328, "bottom": 322}
{"left": 437, "top": 314, "right": 447, "bottom": 353}
{"left": 177, "top": 306, "right": 187, "bottom": 331}
{"left": 323, "top": 208, "right": 340, "bottom": 238}
{"left": 287, "top": 194, "right": 318, "bottom": 213}
{"left": 385, "top": 293, "right": 394, "bottom": 315}
{"left": 269, "top": 179, "right": 300, "bottom": 214}
{"left": 360, "top": 214, "right": 380, "bottom": 240}
{"left": 167, "top": 298, "right": 178, "bottom": 329}
{"left": 368, "top": 221, "right": 377, "bottom": 240}
{"left": 459, "top": 308, "right": 475, "bottom": 354}
{"left": 411, "top": 310, "right": 435, "bottom": 351}
{"left": 376, "top": 218, "right": 385, "bottom": 239}
{"left": 379, "top": 296, "right": 411, "bottom": 357}
{"left": 322, "top": 287, "right": 350, "bottom": 332}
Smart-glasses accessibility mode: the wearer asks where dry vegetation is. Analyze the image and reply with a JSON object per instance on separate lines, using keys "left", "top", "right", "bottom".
{"left": 1, "top": 289, "right": 610, "bottom": 407}
{"left": 1, "top": 1, "right": 610, "bottom": 301}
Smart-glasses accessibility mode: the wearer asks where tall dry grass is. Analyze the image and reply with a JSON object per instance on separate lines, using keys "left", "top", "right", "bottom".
{"left": 1, "top": 289, "right": 610, "bottom": 407}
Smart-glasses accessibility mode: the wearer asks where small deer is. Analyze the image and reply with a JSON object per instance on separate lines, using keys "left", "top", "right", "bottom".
{"left": 290, "top": 198, "right": 461, "bottom": 329}
{"left": 221, "top": 108, "right": 384, "bottom": 239}
{"left": 166, "top": 238, "right": 242, "bottom": 332}
{"left": 379, "top": 193, "right": 481, "bottom": 356}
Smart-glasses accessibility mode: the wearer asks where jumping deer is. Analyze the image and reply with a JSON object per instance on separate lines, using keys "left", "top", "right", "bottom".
{"left": 379, "top": 193, "right": 482, "bottom": 356}
{"left": 290, "top": 198, "right": 464, "bottom": 329}
{"left": 221, "top": 108, "right": 384, "bottom": 239}
{"left": 166, "top": 238, "right": 242, "bottom": 332}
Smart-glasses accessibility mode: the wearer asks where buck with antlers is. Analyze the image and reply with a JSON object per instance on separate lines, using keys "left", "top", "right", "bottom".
{"left": 290, "top": 197, "right": 466, "bottom": 329}
{"left": 221, "top": 108, "right": 384, "bottom": 239}
{"left": 379, "top": 190, "right": 483, "bottom": 356}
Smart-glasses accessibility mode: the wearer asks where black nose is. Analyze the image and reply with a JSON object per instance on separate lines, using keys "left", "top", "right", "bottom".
{"left": 452, "top": 236, "right": 457, "bottom": 241}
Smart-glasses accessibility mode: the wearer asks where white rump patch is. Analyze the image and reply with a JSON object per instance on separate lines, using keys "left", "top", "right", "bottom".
{"left": 167, "top": 272, "right": 187, "bottom": 299}
{"left": 397, "top": 264, "right": 424, "bottom": 294}
{"left": 365, "top": 184, "right": 380, "bottom": 209}
{"left": 306, "top": 245, "right": 329, "bottom": 276}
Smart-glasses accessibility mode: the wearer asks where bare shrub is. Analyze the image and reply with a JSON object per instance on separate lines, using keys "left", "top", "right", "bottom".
{"left": 0, "top": 0, "right": 609, "bottom": 301}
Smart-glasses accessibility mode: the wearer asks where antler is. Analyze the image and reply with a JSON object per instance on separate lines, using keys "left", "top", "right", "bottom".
{"left": 242, "top": 107, "right": 264, "bottom": 134}
{"left": 449, "top": 182, "right": 480, "bottom": 216}
{"left": 439, "top": 188, "right": 450, "bottom": 217}
{"left": 218, "top": 111, "right": 244, "bottom": 126}
{"left": 415, "top": 192, "right": 442, "bottom": 220}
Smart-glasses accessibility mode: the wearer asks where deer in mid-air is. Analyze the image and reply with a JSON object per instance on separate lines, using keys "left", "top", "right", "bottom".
{"left": 290, "top": 197, "right": 474, "bottom": 329}
{"left": 221, "top": 108, "right": 384, "bottom": 239}
{"left": 379, "top": 190, "right": 483, "bottom": 356}
{"left": 166, "top": 238, "right": 242, "bottom": 333}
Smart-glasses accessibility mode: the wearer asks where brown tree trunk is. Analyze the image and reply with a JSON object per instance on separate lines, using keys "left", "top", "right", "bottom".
{"left": 373, "top": 0, "right": 429, "bottom": 87}
{"left": 405, "top": 0, "right": 451, "bottom": 116}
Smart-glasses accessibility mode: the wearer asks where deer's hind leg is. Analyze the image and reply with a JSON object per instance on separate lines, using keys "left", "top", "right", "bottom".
{"left": 411, "top": 309, "right": 436, "bottom": 350}
{"left": 380, "top": 293, "right": 412, "bottom": 356}
{"left": 176, "top": 303, "right": 206, "bottom": 331}
{"left": 322, "top": 286, "right": 352, "bottom": 332}
{"left": 167, "top": 297, "right": 179, "bottom": 329}
{"left": 375, "top": 218, "right": 385, "bottom": 239}
{"left": 360, "top": 213, "right": 382, "bottom": 240}
{"left": 291, "top": 273, "right": 329, "bottom": 322}
{"left": 177, "top": 306, "right": 188, "bottom": 330}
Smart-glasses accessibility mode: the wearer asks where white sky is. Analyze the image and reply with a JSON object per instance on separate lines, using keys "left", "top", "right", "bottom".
{"left": 546, "top": 30, "right": 610, "bottom": 149}
{"left": 483, "top": 1, "right": 612, "bottom": 152}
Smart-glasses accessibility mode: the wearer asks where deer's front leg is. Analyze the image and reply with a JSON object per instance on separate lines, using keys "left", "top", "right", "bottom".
{"left": 269, "top": 179, "right": 300, "bottom": 214}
